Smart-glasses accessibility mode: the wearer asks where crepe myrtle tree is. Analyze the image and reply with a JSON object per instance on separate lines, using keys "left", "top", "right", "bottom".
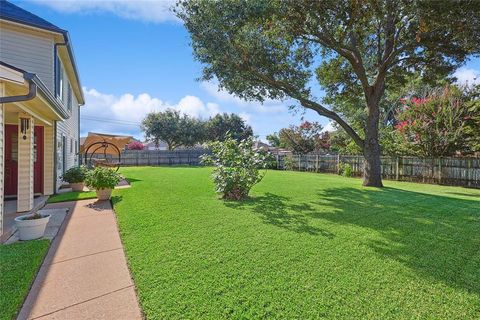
{"left": 176, "top": 0, "right": 480, "bottom": 187}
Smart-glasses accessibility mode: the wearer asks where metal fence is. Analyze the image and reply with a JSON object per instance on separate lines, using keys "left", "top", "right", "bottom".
{"left": 275, "top": 154, "right": 480, "bottom": 188}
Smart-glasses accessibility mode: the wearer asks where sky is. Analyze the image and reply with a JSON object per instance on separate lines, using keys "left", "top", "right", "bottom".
{"left": 11, "top": 0, "right": 480, "bottom": 141}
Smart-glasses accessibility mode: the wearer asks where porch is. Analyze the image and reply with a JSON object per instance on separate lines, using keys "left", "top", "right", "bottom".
{"left": 0, "top": 196, "right": 48, "bottom": 243}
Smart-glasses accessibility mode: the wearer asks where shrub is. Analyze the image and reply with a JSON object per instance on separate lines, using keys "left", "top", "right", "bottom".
{"left": 201, "top": 136, "right": 268, "bottom": 200}
{"left": 62, "top": 166, "right": 87, "bottom": 183}
{"left": 283, "top": 155, "right": 295, "bottom": 170}
{"left": 338, "top": 162, "right": 353, "bottom": 177}
{"left": 85, "top": 167, "right": 121, "bottom": 190}
{"left": 126, "top": 141, "right": 145, "bottom": 150}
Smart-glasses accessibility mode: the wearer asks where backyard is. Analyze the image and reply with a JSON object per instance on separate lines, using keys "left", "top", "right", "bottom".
{"left": 112, "top": 167, "right": 480, "bottom": 319}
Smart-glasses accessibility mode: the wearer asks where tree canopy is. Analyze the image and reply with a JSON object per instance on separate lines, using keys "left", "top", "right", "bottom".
{"left": 177, "top": 0, "right": 480, "bottom": 186}
{"left": 206, "top": 113, "right": 253, "bottom": 142}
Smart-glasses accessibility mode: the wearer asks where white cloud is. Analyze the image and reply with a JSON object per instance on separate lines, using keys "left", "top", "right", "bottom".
{"left": 454, "top": 67, "right": 480, "bottom": 85}
{"left": 81, "top": 87, "right": 220, "bottom": 139}
{"left": 200, "top": 81, "right": 288, "bottom": 114}
{"left": 28, "top": 0, "right": 178, "bottom": 23}
{"left": 321, "top": 121, "right": 336, "bottom": 133}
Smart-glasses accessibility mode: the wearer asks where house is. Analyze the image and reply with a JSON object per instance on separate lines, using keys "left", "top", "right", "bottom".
{"left": 0, "top": 0, "right": 84, "bottom": 239}
{"left": 143, "top": 140, "right": 168, "bottom": 151}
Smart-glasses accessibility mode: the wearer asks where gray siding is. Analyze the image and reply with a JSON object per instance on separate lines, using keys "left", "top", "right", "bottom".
{"left": 0, "top": 25, "right": 54, "bottom": 91}
{"left": 56, "top": 77, "right": 80, "bottom": 190}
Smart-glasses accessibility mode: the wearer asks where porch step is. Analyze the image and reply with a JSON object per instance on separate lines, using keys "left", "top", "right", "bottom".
{"left": 57, "top": 187, "right": 73, "bottom": 194}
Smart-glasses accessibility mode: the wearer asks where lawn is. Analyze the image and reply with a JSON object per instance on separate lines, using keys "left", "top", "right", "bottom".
{"left": 113, "top": 167, "right": 480, "bottom": 319}
{"left": 47, "top": 191, "right": 97, "bottom": 203}
{"left": 0, "top": 240, "right": 50, "bottom": 320}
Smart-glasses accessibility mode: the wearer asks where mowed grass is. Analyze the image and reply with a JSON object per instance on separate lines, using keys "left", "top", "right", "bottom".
{"left": 47, "top": 191, "right": 96, "bottom": 203}
{"left": 113, "top": 167, "right": 480, "bottom": 319}
{"left": 0, "top": 240, "right": 49, "bottom": 320}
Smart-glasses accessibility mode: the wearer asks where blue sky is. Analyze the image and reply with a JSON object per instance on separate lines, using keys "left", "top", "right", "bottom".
{"left": 12, "top": 0, "right": 480, "bottom": 141}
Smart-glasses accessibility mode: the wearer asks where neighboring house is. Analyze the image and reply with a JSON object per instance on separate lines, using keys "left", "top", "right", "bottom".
{"left": 143, "top": 140, "right": 168, "bottom": 151}
{"left": 0, "top": 0, "right": 84, "bottom": 238}
{"left": 80, "top": 132, "right": 135, "bottom": 155}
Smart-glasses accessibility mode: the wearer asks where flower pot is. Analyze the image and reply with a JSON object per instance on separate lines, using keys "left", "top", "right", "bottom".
{"left": 70, "top": 182, "right": 85, "bottom": 192}
{"left": 96, "top": 188, "right": 113, "bottom": 200}
{"left": 15, "top": 211, "right": 51, "bottom": 241}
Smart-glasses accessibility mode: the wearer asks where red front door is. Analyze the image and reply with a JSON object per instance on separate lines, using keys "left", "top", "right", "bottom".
{"left": 4, "top": 125, "right": 44, "bottom": 196}
{"left": 5, "top": 125, "right": 18, "bottom": 196}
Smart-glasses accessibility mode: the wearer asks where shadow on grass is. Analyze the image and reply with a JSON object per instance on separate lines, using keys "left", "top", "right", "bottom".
{"left": 225, "top": 193, "right": 334, "bottom": 238}
{"left": 311, "top": 186, "right": 480, "bottom": 295}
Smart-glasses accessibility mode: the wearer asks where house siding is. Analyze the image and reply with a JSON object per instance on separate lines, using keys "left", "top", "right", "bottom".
{"left": 56, "top": 66, "right": 79, "bottom": 190}
{"left": 17, "top": 116, "right": 34, "bottom": 212}
{"left": 0, "top": 24, "right": 55, "bottom": 92}
{"left": 0, "top": 83, "right": 4, "bottom": 236}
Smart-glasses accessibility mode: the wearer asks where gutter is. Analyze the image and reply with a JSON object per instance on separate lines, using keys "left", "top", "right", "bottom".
{"left": 0, "top": 61, "right": 70, "bottom": 119}
{"left": 0, "top": 72, "right": 36, "bottom": 103}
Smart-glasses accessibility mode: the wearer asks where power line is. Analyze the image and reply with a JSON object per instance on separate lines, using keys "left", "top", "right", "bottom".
{"left": 81, "top": 116, "right": 141, "bottom": 126}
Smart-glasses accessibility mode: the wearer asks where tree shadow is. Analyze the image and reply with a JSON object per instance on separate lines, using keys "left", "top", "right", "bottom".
{"left": 311, "top": 186, "right": 480, "bottom": 295}
{"left": 224, "top": 193, "right": 334, "bottom": 238}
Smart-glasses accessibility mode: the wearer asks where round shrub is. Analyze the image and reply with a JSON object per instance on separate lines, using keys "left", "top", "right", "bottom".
{"left": 62, "top": 166, "right": 87, "bottom": 183}
{"left": 85, "top": 167, "right": 121, "bottom": 190}
{"left": 201, "top": 136, "right": 268, "bottom": 200}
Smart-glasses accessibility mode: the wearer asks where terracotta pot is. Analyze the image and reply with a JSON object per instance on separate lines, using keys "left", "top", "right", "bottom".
{"left": 70, "top": 182, "right": 85, "bottom": 192}
{"left": 96, "top": 188, "right": 113, "bottom": 200}
{"left": 15, "top": 211, "right": 51, "bottom": 241}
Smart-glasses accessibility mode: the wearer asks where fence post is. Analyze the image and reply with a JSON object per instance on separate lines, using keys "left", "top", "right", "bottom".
{"left": 316, "top": 155, "right": 319, "bottom": 173}
{"left": 395, "top": 157, "right": 399, "bottom": 181}
{"left": 298, "top": 155, "right": 301, "bottom": 171}
{"left": 276, "top": 154, "right": 279, "bottom": 169}
{"left": 337, "top": 154, "right": 340, "bottom": 174}
{"left": 438, "top": 157, "right": 442, "bottom": 184}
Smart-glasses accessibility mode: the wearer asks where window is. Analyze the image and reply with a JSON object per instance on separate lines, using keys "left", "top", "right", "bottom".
{"left": 67, "top": 85, "right": 72, "bottom": 112}
{"left": 55, "top": 56, "right": 64, "bottom": 99}
{"left": 70, "top": 138, "right": 73, "bottom": 153}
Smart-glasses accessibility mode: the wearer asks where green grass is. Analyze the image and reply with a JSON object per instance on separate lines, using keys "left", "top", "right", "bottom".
{"left": 47, "top": 191, "right": 97, "bottom": 203}
{"left": 0, "top": 240, "right": 50, "bottom": 320}
{"left": 113, "top": 167, "right": 480, "bottom": 319}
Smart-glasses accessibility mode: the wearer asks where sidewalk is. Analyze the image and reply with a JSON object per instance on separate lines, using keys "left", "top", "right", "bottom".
{"left": 17, "top": 199, "right": 142, "bottom": 320}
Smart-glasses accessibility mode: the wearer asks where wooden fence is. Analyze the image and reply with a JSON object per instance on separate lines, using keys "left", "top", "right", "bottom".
{"left": 275, "top": 154, "right": 480, "bottom": 188}
{"left": 81, "top": 149, "right": 210, "bottom": 167}
{"left": 81, "top": 150, "right": 480, "bottom": 188}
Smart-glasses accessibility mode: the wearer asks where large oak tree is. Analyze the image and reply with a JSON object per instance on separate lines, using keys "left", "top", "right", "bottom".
{"left": 177, "top": 0, "right": 479, "bottom": 186}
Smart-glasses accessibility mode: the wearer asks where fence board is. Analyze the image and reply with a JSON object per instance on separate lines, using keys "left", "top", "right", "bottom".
{"left": 276, "top": 154, "right": 480, "bottom": 188}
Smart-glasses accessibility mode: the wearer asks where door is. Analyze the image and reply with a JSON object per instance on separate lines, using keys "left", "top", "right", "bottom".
{"left": 4, "top": 125, "right": 44, "bottom": 196}
{"left": 34, "top": 126, "right": 44, "bottom": 194}
{"left": 5, "top": 125, "right": 18, "bottom": 196}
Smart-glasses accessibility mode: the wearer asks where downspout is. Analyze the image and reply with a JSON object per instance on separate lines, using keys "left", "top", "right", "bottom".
{"left": 53, "top": 42, "right": 66, "bottom": 191}
{"left": 53, "top": 120, "right": 58, "bottom": 193}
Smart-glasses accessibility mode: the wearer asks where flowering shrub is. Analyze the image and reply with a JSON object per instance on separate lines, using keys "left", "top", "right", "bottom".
{"left": 126, "top": 141, "right": 145, "bottom": 150}
{"left": 201, "top": 136, "right": 268, "bottom": 200}
{"left": 395, "top": 85, "right": 479, "bottom": 157}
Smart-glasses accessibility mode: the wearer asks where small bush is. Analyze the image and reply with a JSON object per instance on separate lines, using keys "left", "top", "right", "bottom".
{"left": 338, "top": 162, "right": 353, "bottom": 177}
{"left": 62, "top": 166, "right": 87, "bottom": 183}
{"left": 85, "top": 167, "right": 121, "bottom": 190}
{"left": 201, "top": 136, "right": 268, "bottom": 200}
{"left": 283, "top": 155, "right": 295, "bottom": 170}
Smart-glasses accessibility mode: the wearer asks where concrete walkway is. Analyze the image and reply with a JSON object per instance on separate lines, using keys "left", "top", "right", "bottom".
{"left": 18, "top": 199, "right": 142, "bottom": 320}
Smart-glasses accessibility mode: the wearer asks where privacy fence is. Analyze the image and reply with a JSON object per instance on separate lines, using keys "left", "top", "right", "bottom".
{"left": 275, "top": 154, "right": 480, "bottom": 188}
{"left": 81, "top": 150, "right": 480, "bottom": 188}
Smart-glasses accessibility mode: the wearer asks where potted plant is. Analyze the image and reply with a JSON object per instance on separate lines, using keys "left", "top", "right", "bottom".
{"left": 62, "top": 165, "right": 88, "bottom": 191}
{"left": 85, "top": 167, "right": 121, "bottom": 200}
{"left": 15, "top": 211, "right": 51, "bottom": 241}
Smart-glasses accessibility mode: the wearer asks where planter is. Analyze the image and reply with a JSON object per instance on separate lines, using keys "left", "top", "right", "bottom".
{"left": 96, "top": 188, "right": 113, "bottom": 200}
{"left": 70, "top": 182, "right": 85, "bottom": 192}
{"left": 15, "top": 211, "right": 51, "bottom": 241}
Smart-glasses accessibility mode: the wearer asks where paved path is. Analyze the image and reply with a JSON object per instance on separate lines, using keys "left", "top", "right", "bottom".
{"left": 18, "top": 199, "right": 142, "bottom": 320}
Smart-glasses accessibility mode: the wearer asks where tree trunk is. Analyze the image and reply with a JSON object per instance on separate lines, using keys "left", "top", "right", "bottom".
{"left": 363, "top": 97, "right": 383, "bottom": 187}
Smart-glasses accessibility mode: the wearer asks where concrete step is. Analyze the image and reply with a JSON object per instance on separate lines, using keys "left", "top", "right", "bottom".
{"left": 57, "top": 187, "right": 73, "bottom": 194}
